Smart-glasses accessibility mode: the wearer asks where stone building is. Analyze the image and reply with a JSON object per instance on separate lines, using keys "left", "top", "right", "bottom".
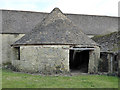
{"left": 98, "top": 51, "right": 118, "bottom": 74}
{"left": 11, "top": 8, "right": 100, "bottom": 74}
{"left": 92, "top": 31, "right": 119, "bottom": 74}
{"left": 0, "top": 8, "right": 118, "bottom": 74}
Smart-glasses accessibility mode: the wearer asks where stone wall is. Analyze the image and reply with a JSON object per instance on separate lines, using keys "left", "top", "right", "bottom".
{"left": 12, "top": 45, "right": 100, "bottom": 74}
{"left": 107, "top": 54, "right": 114, "bottom": 73}
{"left": 2, "top": 34, "right": 24, "bottom": 64}
{"left": 88, "top": 46, "right": 100, "bottom": 73}
{"left": 12, "top": 45, "right": 70, "bottom": 74}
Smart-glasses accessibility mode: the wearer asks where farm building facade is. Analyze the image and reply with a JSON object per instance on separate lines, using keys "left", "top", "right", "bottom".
{"left": 0, "top": 8, "right": 119, "bottom": 74}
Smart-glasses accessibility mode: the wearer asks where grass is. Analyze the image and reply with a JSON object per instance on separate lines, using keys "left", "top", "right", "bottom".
{"left": 2, "top": 69, "right": 119, "bottom": 88}
{"left": 0, "top": 69, "right": 2, "bottom": 90}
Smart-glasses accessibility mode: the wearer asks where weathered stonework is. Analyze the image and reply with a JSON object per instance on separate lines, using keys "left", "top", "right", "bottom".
{"left": 88, "top": 46, "right": 100, "bottom": 73}
{"left": 2, "top": 34, "right": 24, "bottom": 64}
{"left": 107, "top": 54, "right": 114, "bottom": 73}
{"left": 2, "top": 8, "right": 103, "bottom": 75}
{"left": 12, "top": 45, "right": 70, "bottom": 74}
{"left": 12, "top": 45, "right": 100, "bottom": 74}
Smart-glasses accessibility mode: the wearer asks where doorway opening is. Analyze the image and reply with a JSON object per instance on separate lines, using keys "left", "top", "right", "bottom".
{"left": 98, "top": 53, "right": 108, "bottom": 72}
{"left": 69, "top": 49, "right": 90, "bottom": 73}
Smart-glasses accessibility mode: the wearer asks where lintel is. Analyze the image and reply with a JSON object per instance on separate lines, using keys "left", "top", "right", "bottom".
{"left": 70, "top": 48, "right": 94, "bottom": 51}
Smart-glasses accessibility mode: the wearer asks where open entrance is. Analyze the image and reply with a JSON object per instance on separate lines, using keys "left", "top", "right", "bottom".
{"left": 69, "top": 48, "right": 91, "bottom": 73}
{"left": 98, "top": 53, "right": 108, "bottom": 72}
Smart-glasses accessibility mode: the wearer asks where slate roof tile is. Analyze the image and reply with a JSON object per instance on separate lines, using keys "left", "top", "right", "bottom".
{"left": 13, "top": 8, "right": 97, "bottom": 46}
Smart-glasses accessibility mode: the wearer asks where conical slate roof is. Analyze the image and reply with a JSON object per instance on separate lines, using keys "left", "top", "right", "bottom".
{"left": 13, "top": 8, "right": 97, "bottom": 46}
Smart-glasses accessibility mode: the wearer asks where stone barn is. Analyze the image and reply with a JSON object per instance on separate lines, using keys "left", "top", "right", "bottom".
{"left": 11, "top": 8, "right": 100, "bottom": 74}
{"left": 98, "top": 51, "right": 118, "bottom": 74}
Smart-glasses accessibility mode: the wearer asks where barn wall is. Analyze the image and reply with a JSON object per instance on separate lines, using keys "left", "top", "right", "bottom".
{"left": 12, "top": 45, "right": 70, "bottom": 74}
{"left": 107, "top": 54, "right": 114, "bottom": 73}
{"left": 2, "top": 34, "right": 24, "bottom": 64}
{"left": 88, "top": 46, "right": 100, "bottom": 73}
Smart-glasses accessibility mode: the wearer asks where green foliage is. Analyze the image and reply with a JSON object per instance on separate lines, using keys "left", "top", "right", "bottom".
{"left": 3, "top": 62, "right": 11, "bottom": 66}
{"left": 2, "top": 69, "right": 118, "bottom": 88}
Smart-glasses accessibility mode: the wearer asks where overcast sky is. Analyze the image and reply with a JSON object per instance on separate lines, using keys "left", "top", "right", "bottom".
{"left": 0, "top": 0, "right": 119, "bottom": 16}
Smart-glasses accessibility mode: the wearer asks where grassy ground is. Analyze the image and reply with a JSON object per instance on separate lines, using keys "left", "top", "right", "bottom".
{"left": 2, "top": 69, "right": 118, "bottom": 88}
{"left": 0, "top": 69, "right": 2, "bottom": 90}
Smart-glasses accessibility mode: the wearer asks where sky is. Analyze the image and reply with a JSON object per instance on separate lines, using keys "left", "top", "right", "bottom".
{"left": 0, "top": 0, "right": 119, "bottom": 16}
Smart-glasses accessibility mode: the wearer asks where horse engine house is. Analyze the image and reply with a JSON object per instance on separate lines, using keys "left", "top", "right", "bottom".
{"left": 10, "top": 8, "right": 100, "bottom": 74}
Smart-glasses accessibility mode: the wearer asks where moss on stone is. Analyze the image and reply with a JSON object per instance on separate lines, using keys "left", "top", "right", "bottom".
{"left": 92, "top": 31, "right": 119, "bottom": 52}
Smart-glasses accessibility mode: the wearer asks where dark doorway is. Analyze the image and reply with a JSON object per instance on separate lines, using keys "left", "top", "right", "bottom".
{"left": 69, "top": 50, "right": 89, "bottom": 73}
{"left": 98, "top": 53, "right": 108, "bottom": 72}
